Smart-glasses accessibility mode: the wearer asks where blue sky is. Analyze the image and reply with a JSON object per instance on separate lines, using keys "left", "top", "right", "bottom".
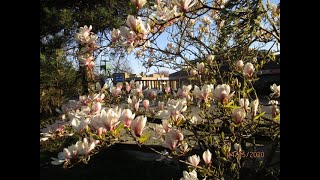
{"left": 96, "top": 0, "right": 280, "bottom": 75}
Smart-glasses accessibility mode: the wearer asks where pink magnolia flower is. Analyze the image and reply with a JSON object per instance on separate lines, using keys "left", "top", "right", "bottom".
{"left": 213, "top": 84, "right": 234, "bottom": 103}
{"left": 100, "top": 108, "right": 121, "bottom": 131}
{"left": 92, "top": 102, "right": 102, "bottom": 113}
{"left": 111, "top": 28, "right": 121, "bottom": 42}
{"left": 131, "top": 116, "right": 147, "bottom": 137}
{"left": 126, "top": 15, "right": 142, "bottom": 32}
{"left": 110, "top": 87, "right": 121, "bottom": 97}
{"left": 202, "top": 149, "right": 212, "bottom": 165}
{"left": 162, "top": 119, "right": 171, "bottom": 133}
{"left": 116, "top": 82, "right": 123, "bottom": 90}
{"left": 232, "top": 108, "right": 246, "bottom": 124}
{"left": 162, "top": 128, "right": 184, "bottom": 151}
{"left": 120, "top": 109, "right": 135, "bottom": 127}
{"left": 243, "top": 62, "right": 255, "bottom": 78}
{"left": 143, "top": 99, "right": 150, "bottom": 111}
{"left": 175, "top": 0, "right": 197, "bottom": 12}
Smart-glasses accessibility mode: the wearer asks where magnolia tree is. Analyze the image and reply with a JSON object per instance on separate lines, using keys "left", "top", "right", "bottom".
{"left": 40, "top": 0, "right": 280, "bottom": 179}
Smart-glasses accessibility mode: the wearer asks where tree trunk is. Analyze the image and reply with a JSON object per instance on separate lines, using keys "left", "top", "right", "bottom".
{"left": 80, "top": 66, "right": 96, "bottom": 95}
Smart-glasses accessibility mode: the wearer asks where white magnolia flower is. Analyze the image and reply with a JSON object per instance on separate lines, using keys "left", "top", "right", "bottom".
{"left": 236, "top": 60, "right": 244, "bottom": 70}
{"left": 180, "top": 170, "right": 198, "bottom": 180}
{"left": 213, "top": 84, "right": 234, "bottom": 103}
{"left": 70, "top": 117, "right": 90, "bottom": 133}
{"left": 270, "top": 83, "right": 280, "bottom": 98}
{"left": 239, "top": 98, "right": 250, "bottom": 111}
{"left": 188, "top": 154, "right": 200, "bottom": 167}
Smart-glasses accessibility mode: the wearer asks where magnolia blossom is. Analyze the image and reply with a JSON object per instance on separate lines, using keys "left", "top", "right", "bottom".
{"left": 239, "top": 98, "right": 250, "bottom": 112}
{"left": 131, "top": 0, "right": 147, "bottom": 9}
{"left": 90, "top": 113, "right": 107, "bottom": 135}
{"left": 70, "top": 117, "right": 90, "bottom": 133}
{"left": 52, "top": 137, "right": 98, "bottom": 165}
{"left": 143, "top": 99, "right": 150, "bottom": 111}
{"left": 94, "top": 93, "right": 105, "bottom": 102}
{"left": 236, "top": 60, "right": 244, "bottom": 71}
{"left": 155, "top": 124, "right": 166, "bottom": 137}
{"left": 131, "top": 116, "right": 147, "bottom": 137}
{"left": 100, "top": 108, "right": 122, "bottom": 131}
{"left": 175, "top": 0, "right": 197, "bottom": 12}
{"left": 40, "top": 120, "right": 67, "bottom": 137}
{"left": 188, "top": 154, "right": 200, "bottom": 167}
{"left": 202, "top": 149, "right": 212, "bottom": 165}
{"left": 270, "top": 83, "right": 280, "bottom": 98}
{"left": 126, "top": 15, "right": 142, "bottom": 32}
{"left": 196, "top": 62, "right": 205, "bottom": 73}
{"left": 92, "top": 101, "right": 102, "bottom": 113}
{"left": 232, "top": 108, "right": 246, "bottom": 124}
{"left": 165, "top": 99, "right": 187, "bottom": 122}
{"left": 133, "top": 99, "right": 142, "bottom": 112}
{"left": 243, "top": 62, "right": 255, "bottom": 78}
{"left": 120, "top": 109, "right": 135, "bottom": 127}
{"left": 193, "top": 84, "right": 214, "bottom": 102}
{"left": 178, "top": 141, "right": 188, "bottom": 153}
{"left": 207, "top": 54, "right": 215, "bottom": 65}
{"left": 203, "top": 16, "right": 211, "bottom": 25}
{"left": 111, "top": 28, "right": 121, "bottom": 42}
{"left": 75, "top": 25, "right": 98, "bottom": 44}
{"left": 176, "top": 85, "right": 193, "bottom": 99}
{"left": 180, "top": 170, "right": 198, "bottom": 180}
{"left": 162, "top": 128, "right": 184, "bottom": 150}
{"left": 161, "top": 119, "right": 172, "bottom": 133}
{"left": 251, "top": 99, "right": 259, "bottom": 117}
{"left": 110, "top": 87, "right": 120, "bottom": 97}
{"left": 152, "top": 3, "right": 179, "bottom": 22}
{"left": 213, "top": 84, "right": 234, "bottom": 103}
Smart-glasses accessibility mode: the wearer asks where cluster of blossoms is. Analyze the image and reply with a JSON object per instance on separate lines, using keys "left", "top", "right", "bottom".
{"left": 40, "top": 120, "right": 69, "bottom": 142}
{"left": 111, "top": 15, "right": 150, "bottom": 52}
{"left": 235, "top": 60, "right": 255, "bottom": 79}
{"left": 75, "top": 25, "right": 98, "bottom": 68}
{"left": 51, "top": 137, "right": 99, "bottom": 165}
